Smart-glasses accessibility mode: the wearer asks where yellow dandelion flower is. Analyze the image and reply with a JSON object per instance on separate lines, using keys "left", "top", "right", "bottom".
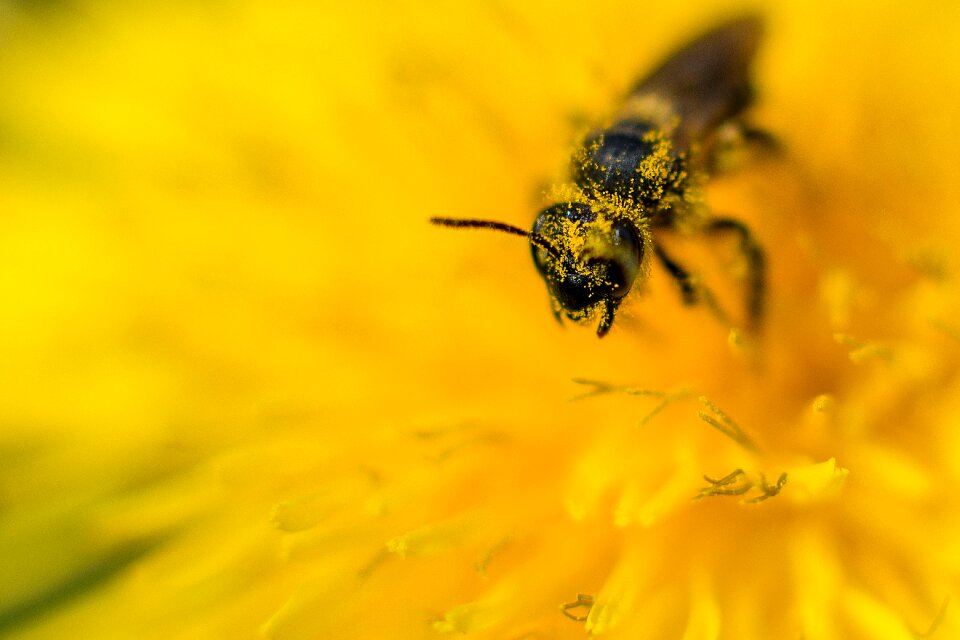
{"left": 1, "top": 2, "right": 959, "bottom": 640}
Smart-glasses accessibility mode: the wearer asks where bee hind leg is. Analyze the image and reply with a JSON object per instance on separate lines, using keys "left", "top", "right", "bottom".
{"left": 706, "top": 122, "right": 783, "bottom": 174}
{"left": 739, "top": 124, "right": 782, "bottom": 154}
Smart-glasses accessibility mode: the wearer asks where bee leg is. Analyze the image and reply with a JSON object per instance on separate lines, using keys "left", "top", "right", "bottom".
{"left": 706, "top": 217, "right": 766, "bottom": 330}
{"left": 653, "top": 244, "right": 699, "bottom": 305}
{"left": 706, "top": 122, "right": 782, "bottom": 173}
{"left": 654, "top": 243, "right": 733, "bottom": 327}
{"left": 547, "top": 295, "right": 565, "bottom": 326}
{"left": 739, "top": 124, "right": 782, "bottom": 155}
{"left": 596, "top": 298, "right": 622, "bottom": 337}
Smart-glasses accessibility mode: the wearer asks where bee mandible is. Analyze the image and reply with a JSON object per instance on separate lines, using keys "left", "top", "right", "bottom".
{"left": 432, "top": 16, "right": 768, "bottom": 337}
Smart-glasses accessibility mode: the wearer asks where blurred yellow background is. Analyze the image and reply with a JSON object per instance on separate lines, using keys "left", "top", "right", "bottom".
{"left": 1, "top": 1, "right": 959, "bottom": 638}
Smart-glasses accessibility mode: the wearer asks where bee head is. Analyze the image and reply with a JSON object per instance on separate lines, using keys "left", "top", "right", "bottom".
{"left": 531, "top": 202, "right": 644, "bottom": 336}
{"left": 430, "top": 203, "right": 643, "bottom": 337}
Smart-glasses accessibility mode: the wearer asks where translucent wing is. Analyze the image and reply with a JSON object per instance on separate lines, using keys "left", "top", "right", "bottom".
{"left": 631, "top": 16, "right": 764, "bottom": 151}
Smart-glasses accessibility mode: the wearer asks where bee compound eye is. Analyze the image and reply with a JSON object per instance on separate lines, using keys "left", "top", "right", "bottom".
{"left": 606, "top": 262, "right": 631, "bottom": 298}
{"left": 607, "top": 220, "right": 643, "bottom": 297}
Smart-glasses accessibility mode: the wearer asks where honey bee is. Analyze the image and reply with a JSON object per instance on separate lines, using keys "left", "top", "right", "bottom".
{"left": 432, "top": 16, "right": 768, "bottom": 337}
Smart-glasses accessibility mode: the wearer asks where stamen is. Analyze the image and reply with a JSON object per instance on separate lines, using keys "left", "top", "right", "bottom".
{"left": 697, "top": 396, "right": 759, "bottom": 452}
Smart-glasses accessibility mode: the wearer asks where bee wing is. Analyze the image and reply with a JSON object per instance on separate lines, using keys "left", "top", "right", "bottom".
{"left": 632, "top": 15, "right": 764, "bottom": 151}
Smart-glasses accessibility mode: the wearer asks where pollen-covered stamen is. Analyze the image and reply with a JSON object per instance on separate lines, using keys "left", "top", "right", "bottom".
{"left": 833, "top": 332, "right": 894, "bottom": 363}
{"left": 697, "top": 468, "right": 751, "bottom": 498}
{"left": 696, "top": 469, "right": 788, "bottom": 503}
{"left": 569, "top": 379, "right": 667, "bottom": 401}
{"left": 568, "top": 379, "right": 694, "bottom": 426}
{"left": 745, "top": 473, "right": 788, "bottom": 503}
{"left": 697, "top": 396, "right": 759, "bottom": 452}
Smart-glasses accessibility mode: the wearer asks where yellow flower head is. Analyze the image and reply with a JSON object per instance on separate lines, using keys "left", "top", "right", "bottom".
{"left": 1, "top": 2, "right": 959, "bottom": 640}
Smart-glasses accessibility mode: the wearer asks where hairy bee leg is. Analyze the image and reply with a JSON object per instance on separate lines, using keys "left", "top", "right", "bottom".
{"left": 653, "top": 243, "right": 733, "bottom": 327}
{"left": 653, "top": 244, "right": 699, "bottom": 305}
{"left": 706, "top": 217, "right": 766, "bottom": 330}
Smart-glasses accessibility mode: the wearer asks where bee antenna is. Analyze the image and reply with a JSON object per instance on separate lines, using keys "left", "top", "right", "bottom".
{"left": 430, "top": 217, "right": 561, "bottom": 260}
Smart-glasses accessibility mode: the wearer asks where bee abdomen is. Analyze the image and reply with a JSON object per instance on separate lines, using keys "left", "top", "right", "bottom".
{"left": 572, "top": 119, "right": 684, "bottom": 210}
